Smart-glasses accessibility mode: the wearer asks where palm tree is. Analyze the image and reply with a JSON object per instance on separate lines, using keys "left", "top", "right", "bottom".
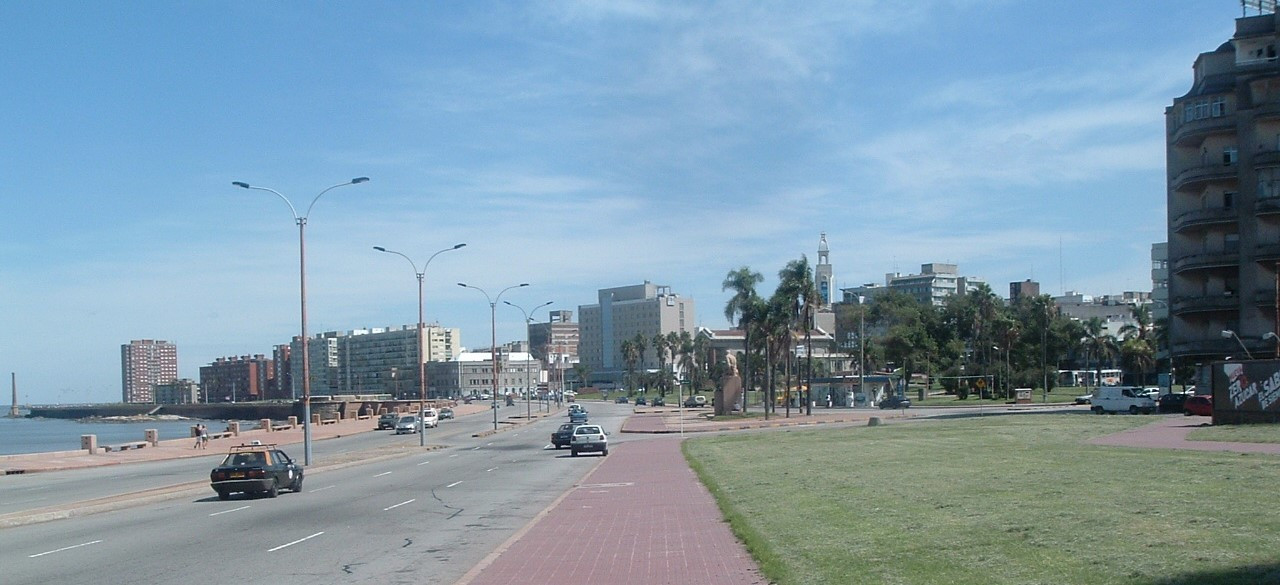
{"left": 723, "top": 267, "right": 764, "bottom": 415}
{"left": 778, "top": 256, "right": 819, "bottom": 415}
{"left": 1080, "top": 317, "right": 1118, "bottom": 390}
{"left": 678, "top": 331, "right": 697, "bottom": 393}
{"left": 762, "top": 291, "right": 793, "bottom": 417}
{"left": 571, "top": 363, "right": 592, "bottom": 395}
{"left": 1120, "top": 337, "right": 1156, "bottom": 386}
{"left": 621, "top": 339, "right": 638, "bottom": 395}
{"left": 633, "top": 333, "right": 648, "bottom": 392}
{"left": 652, "top": 333, "right": 671, "bottom": 397}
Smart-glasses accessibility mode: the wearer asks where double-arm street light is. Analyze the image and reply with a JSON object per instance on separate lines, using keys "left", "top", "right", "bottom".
{"left": 374, "top": 243, "right": 466, "bottom": 446}
{"left": 1221, "top": 329, "right": 1256, "bottom": 360}
{"left": 233, "top": 177, "right": 369, "bottom": 466}
{"left": 504, "top": 300, "right": 553, "bottom": 423}
{"left": 458, "top": 282, "right": 529, "bottom": 430}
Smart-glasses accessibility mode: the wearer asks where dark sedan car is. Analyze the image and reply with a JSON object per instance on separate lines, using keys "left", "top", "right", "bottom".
{"left": 551, "top": 422, "right": 584, "bottom": 449}
{"left": 210, "top": 444, "right": 303, "bottom": 500}
{"left": 1157, "top": 392, "right": 1190, "bottom": 413}
{"left": 879, "top": 395, "right": 911, "bottom": 409}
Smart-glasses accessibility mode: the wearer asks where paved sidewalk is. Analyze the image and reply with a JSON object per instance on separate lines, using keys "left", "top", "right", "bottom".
{"left": 622, "top": 406, "right": 892, "bottom": 434}
{"left": 457, "top": 436, "right": 768, "bottom": 585}
{"left": 1087, "top": 414, "right": 1280, "bottom": 454}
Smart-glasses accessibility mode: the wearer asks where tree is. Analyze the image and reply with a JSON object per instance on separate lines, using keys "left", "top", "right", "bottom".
{"left": 1120, "top": 337, "right": 1156, "bottom": 386}
{"left": 621, "top": 339, "right": 638, "bottom": 395}
{"left": 652, "top": 332, "right": 672, "bottom": 397}
{"left": 571, "top": 363, "right": 592, "bottom": 394}
{"left": 723, "top": 267, "right": 764, "bottom": 415}
{"left": 1080, "top": 318, "right": 1118, "bottom": 389}
{"left": 777, "top": 256, "right": 820, "bottom": 415}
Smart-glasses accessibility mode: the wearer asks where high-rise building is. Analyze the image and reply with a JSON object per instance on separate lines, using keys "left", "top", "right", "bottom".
{"left": 199, "top": 355, "right": 273, "bottom": 402}
{"left": 1166, "top": 7, "right": 1280, "bottom": 362}
{"left": 120, "top": 339, "right": 178, "bottom": 404}
{"left": 1009, "top": 280, "right": 1041, "bottom": 303}
{"left": 155, "top": 379, "right": 200, "bottom": 405}
{"left": 272, "top": 343, "right": 293, "bottom": 400}
{"left": 578, "top": 282, "right": 696, "bottom": 384}
{"left": 426, "top": 351, "right": 542, "bottom": 399}
{"left": 290, "top": 324, "right": 462, "bottom": 397}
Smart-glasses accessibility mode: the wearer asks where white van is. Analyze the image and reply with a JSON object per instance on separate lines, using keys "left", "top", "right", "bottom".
{"left": 420, "top": 408, "right": 440, "bottom": 428}
{"left": 1091, "top": 386, "right": 1157, "bottom": 415}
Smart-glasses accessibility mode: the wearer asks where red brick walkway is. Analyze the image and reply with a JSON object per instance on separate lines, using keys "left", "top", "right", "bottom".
{"left": 457, "top": 436, "right": 768, "bottom": 585}
{"left": 1087, "top": 415, "right": 1280, "bottom": 454}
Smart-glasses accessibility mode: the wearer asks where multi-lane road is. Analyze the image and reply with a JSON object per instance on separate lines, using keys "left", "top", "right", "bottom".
{"left": 1, "top": 403, "right": 636, "bottom": 585}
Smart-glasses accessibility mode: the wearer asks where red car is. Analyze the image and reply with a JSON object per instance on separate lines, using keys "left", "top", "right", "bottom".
{"left": 1185, "top": 395, "right": 1213, "bottom": 416}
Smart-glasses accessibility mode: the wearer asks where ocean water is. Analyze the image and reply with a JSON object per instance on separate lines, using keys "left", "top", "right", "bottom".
{"left": 0, "top": 417, "right": 230, "bottom": 455}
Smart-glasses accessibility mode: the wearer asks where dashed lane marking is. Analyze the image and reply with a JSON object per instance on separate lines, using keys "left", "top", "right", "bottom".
{"left": 209, "top": 506, "right": 251, "bottom": 517}
{"left": 29, "top": 540, "right": 102, "bottom": 558}
{"left": 268, "top": 532, "right": 324, "bottom": 552}
{"left": 383, "top": 499, "right": 416, "bottom": 511}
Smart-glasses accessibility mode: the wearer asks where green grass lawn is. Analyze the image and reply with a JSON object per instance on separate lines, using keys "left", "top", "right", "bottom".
{"left": 1187, "top": 423, "right": 1280, "bottom": 444}
{"left": 684, "top": 414, "right": 1280, "bottom": 585}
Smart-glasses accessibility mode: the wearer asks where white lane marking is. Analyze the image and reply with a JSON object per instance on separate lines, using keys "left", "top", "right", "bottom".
{"left": 268, "top": 532, "right": 324, "bottom": 552}
{"left": 374, "top": 471, "right": 393, "bottom": 478}
{"left": 486, "top": 467, "right": 497, "bottom": 472}
{"left": 311, "top": 485, "right": 336, "bottom": 492}
{"left": 209, "top": 506, "right": 251, "bottom": 517}
{"left": 486, "top": 442, "right": 494, "bottom": 446}
{"left": 29, "top": 540, "right": 103, "bottom": 558}
{"left": 446, "top": 481, "right": 463, "bottom": 488}
{"left": 383, "top": 499, "right": 416, "bottom": 511}
{"left": 471, "top": 447, "right": 480, "bottom": 451}
{"left": 417, "top": 460, "right": 431, "bottom": 466}
{"left": 449, "top": 454, "right": 459, "bottom": 458}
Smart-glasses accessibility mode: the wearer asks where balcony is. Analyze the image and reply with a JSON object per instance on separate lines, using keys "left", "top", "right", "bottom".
{"left": 1170, "top": 164, "right": 1238, "bottom": 191}
{"left": 1170, "top": 338, "right": 1244, "bottom": 359}
{"left": 1253, "top": 288, "right": 1280, "bottom": 307}
{"left": 1258, "top": 198, "right": 1280, "bottom": 217}
{"left": 1171, "top": 207, "right": 1239, "bottom": 233}
{"left": 1171, "top": 294, "right": 1241, "bottom": 315}
{"left": 1170, "top": 116, "right": 1235, "bottom": 148}
{"left": 1256, "top": 243, "right": 1280, "bottom": 263}
{"left": 1255, "top": 149, "right": 1280, "bottom": 169}
{"left": 1172, "top": 251, "right": 1240, "bottom": 274}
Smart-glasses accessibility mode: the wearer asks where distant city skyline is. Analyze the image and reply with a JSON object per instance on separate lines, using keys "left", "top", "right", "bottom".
{"left": 1, "top": 2, "right": 1232, "bottom": 403}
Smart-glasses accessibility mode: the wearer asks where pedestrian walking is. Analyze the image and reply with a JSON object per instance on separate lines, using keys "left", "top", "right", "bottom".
{"left": 200, "top": 424, "right": 209, "bottom": 449}
{"left": 193, "top": 424, "right": 204, "bottom": 449}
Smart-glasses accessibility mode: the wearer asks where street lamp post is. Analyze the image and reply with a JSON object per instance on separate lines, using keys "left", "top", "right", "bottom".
{"left": 458, "top": 282, "right": 530, "bottom": 430}
{"left": 1221, "top": 329, "right": 1256, "bottom": 360}
{"left": 374, "top": 243, "right": 466, "bottom": 447}
{"left": 233, "top": 177, "right": 369, "bottom": 466}
{"left": 857, "top": 295, "right": 866, "bottom": 407}
{"left": 504, "top": 300, "right": 553, "bottom": 424}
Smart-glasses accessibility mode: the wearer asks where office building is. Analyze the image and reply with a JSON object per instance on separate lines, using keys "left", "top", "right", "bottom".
{"left": 1009, "top": 280, "right": 1041, "bottom": 303}
{"left": 199, "top": 355, "right": 273, "bottom": 402}
{"left": 426, "top": 351, "right": 542, "bottom": 399}
{"left": 578, "top": 282, "right": 696, "bottom": 384}
{"left": 1166, "top": 7, "right": 1280, "bottom": 362}
{"left": 121, "top": 339, "right": 178, "bottom": 404}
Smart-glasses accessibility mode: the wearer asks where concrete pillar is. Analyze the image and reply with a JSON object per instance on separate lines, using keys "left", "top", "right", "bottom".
{"left": 228, "top": 421, "right": 240, "bottom": 436}
{"left": 287, "top": 416, "right": 298, "bottom": 428}
{"left": 145, "top": 429, "right": 159, "bottom": 446}
{"left": 260, "top": 418, "right": 272, "bottom": 432}
{"left": 311, "top": 413, "right": 321, "bottom": 425}
{"left": 81, "top": 434, "right": 97, "bottom": 454}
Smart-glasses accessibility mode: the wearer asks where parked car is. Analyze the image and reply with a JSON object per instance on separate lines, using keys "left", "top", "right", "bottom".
{"left": 377, "top": 412, "right": 399, "bottom": 430}
{"left": 635, "top": 396, "right": 647, "bottom": 406}
{"left": 420, "top": 408, "right": 440, "bottom": 428}
{"left": 551, "top": 422, "right": 584, "bottom": 449}
{"left": 1185, "top": 395, "right": 1213, "bottom": 416}
{"left": 1074, "top": 393, "right": 1093, "bottom": 405}
{"left": 1140, "top": 387, "right": 1162, "bottom": 401}
{"left": 683, "top": 395, "right": 707, "bottom": 408}
{"left": 1157, "top": 392, "right": 1190, "bottom": 413}
{"left": 879, "top": 395, "right": 911, "bottom": 409}
{"left": 652, "top": 396, "right": 665, "bottom": 407}
{"left": 570, "top": 424, "right": 609, "bottom": 457}
{"left": 209, "top": 443, "right": 303, "bottom": 500}
{"left": 438, "top": 407, "right": 454, "bottom": 420}
{"left": 615, "top": 396, "right": 628, "bottom": 404}
{"left": 1091, "top": 386, "right": 1157, "bottom": 414}
{"left": 395, "top": 415, "right": 422, "bottom": 434}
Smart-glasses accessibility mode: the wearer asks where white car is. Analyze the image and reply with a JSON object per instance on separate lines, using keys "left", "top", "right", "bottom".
{"left": 420, "top": 408, "right": 439, "bottom": 428}
{"left": 1091, "top": 387, "right": 1156, "bottom": 415}
{"left": 570, "top": 424, "right": 608, "bottom": 457}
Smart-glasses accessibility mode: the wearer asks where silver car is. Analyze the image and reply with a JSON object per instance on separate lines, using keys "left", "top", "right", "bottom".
{"left": 394, "top": 415, "right": 421, "bottom": 434}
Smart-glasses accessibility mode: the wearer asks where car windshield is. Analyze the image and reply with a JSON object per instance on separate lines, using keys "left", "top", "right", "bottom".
{"left": 575, "top": 426, "right": 601, "bottom": 435}
{"left": 399, "top": 416, "right": 416, "bottom": 423}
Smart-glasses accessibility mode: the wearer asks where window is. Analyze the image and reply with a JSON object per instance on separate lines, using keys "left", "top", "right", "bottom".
{"left": 1224, "top": 191, "right": 1236, "bottom": 209}
{"left": 1211, "top": 97, "right": 1226, "bottom": 117}
{"left": 1225, "top": 233, "right": 1240, "bottom": 254}
{"left": 1224, "top": 146, "right": 1238, "bottom": 166}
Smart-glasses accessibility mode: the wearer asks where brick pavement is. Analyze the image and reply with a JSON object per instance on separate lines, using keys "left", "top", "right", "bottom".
{"left": 457, "top": 435, "right": 768, "bottom": 585}
{"left": 1087, "top": 414, "right": 1280, "bottom": 454}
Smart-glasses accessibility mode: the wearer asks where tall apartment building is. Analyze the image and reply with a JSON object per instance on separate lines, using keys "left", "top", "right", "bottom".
{"left": 1167, "top": 7, "right": 1280, "bottom": 362}
{"left": 528, "top": 310, "right": 579, "bottom": 362}
{"left": 578, "top": 282, "right": 696, "bottom": 383}
{"left": 272, "top": 343, "right": 293, "bottom": 400}
{"left": 841, "top": 263, "right": 987, "bottom": 307}
{"left": 290, "top": 324, "right": 462, "bottom": 398}
{"left": 1009, "top": 279, "right": 1041, "bottom": 303}
{"left": 121, "top": 339, "right": 178, "bottom": 404}
{"left": 1152, "top": 243, "right": 1170, "bottom": 324}
{"left": 199, "top": 355, "right": 273, "bottom": 402}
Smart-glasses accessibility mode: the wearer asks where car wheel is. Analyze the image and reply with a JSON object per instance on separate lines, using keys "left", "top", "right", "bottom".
{"left": 1092, "top": 406, "right": 1104, "bottom": 414}
{"left": 571, "top": 449, "right": 579, "bottom": 457}
{"left": 554, "top": 444, "right": 561, "bottom": 450}
{"left": 216, "top": 490, "right": 230, "bottom": 501}
{"left": 291, "top": 478, "right": 304, "bottom": 493}
{"left": 267, "top": 479, "right": 279, "bottom": 499}
{"left": 1129, "top": 406, "right": 1139, "bottom": 415}
{"left": 603, "top": 448, "right": 609, "bottom": 456}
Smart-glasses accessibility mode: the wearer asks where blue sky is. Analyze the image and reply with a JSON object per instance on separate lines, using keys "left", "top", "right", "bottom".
{"left": 0, "top": 1, "right": 1241, "bottom": 404}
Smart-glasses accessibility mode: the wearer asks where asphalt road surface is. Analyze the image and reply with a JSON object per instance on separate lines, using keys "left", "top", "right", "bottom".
{"left": 1, "top": 402, "right": 634, "bottom": 585}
